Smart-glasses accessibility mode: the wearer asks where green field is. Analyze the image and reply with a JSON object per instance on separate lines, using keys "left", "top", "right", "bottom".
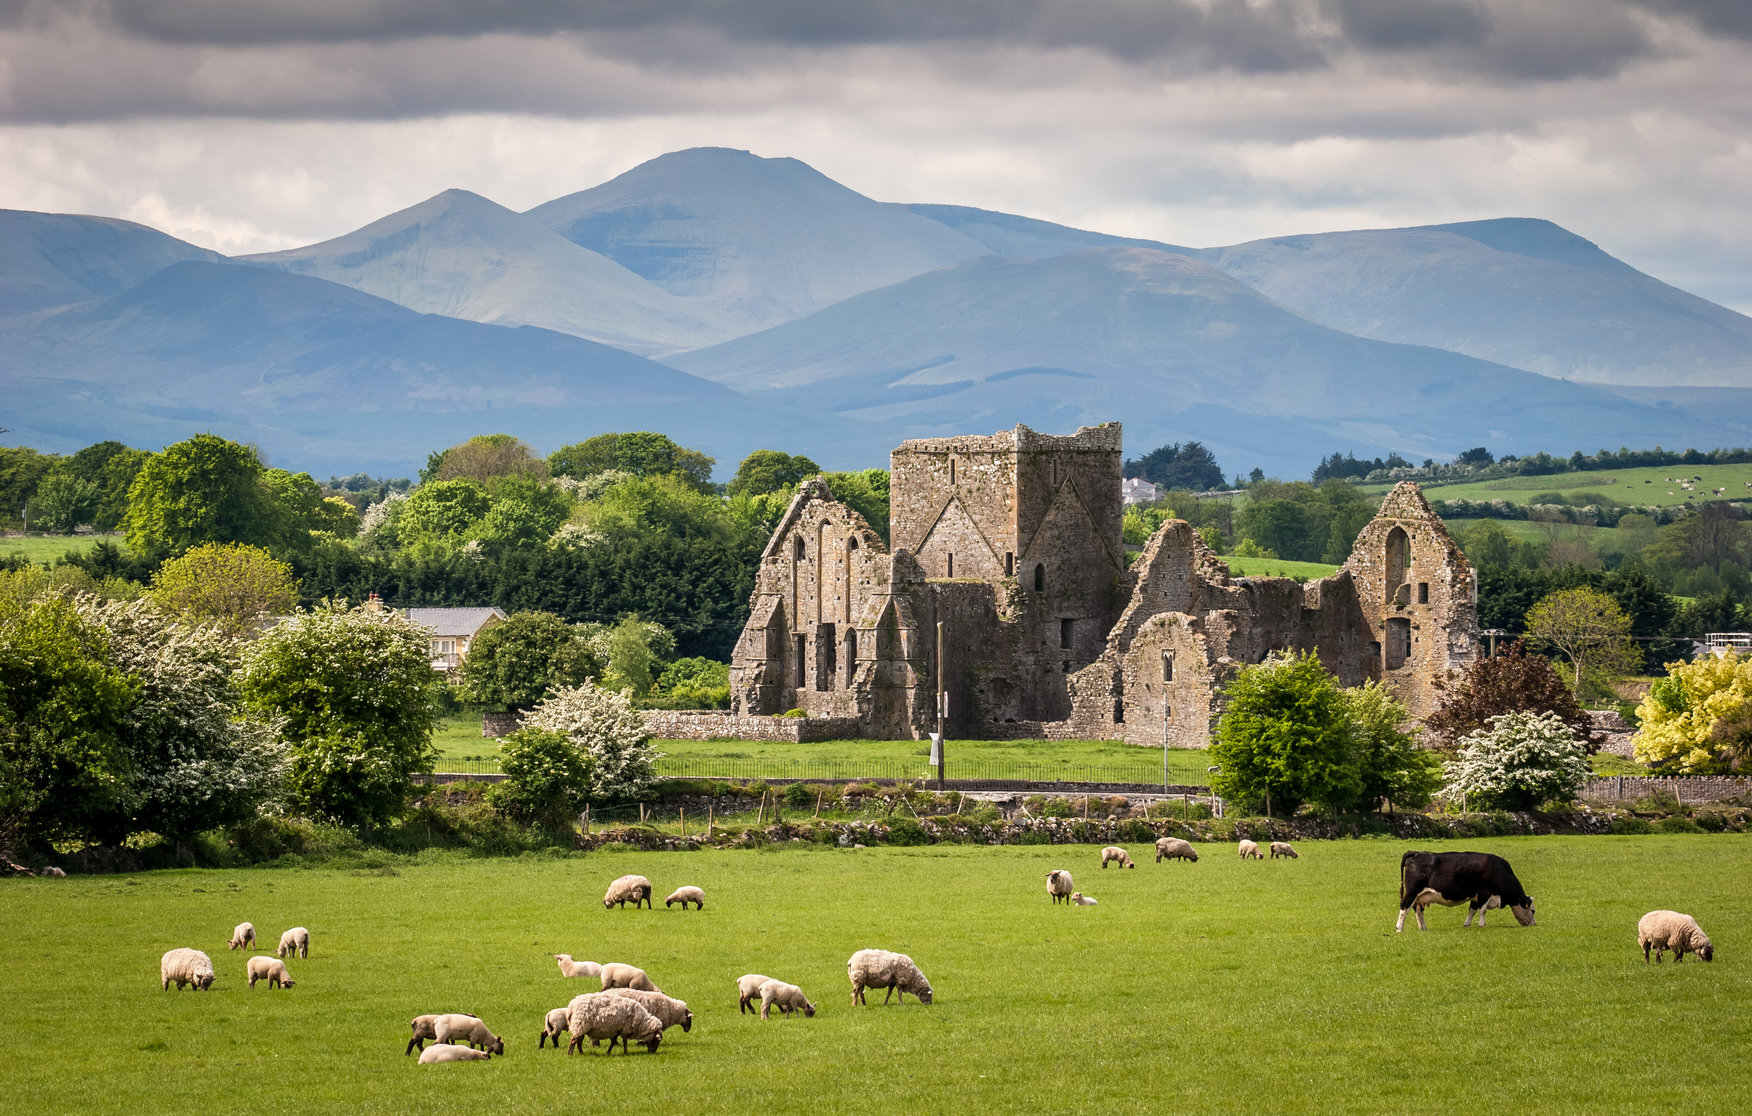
{"left": 1221, "top": 554, "right": 1341, "bottom": 579}
{"left": 1366, "top": 462, "right": 1752, "bottom": 509}
{"left": 5, "top": 837, "right": 1745, "bottom": 1114}
{"left": 0, "top": 532, "right": 123, "bottom": 564}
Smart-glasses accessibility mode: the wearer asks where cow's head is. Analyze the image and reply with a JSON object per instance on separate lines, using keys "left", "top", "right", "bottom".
{"left": 1510, "top": 897, "right": 1535, "bottom": 926}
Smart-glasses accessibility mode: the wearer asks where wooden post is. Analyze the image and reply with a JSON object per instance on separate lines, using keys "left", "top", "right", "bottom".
{"left": 814, "top": 789, "right": 823, "bottom": 817}
{"left": 583, "top": 803, "right": 590, "bottom": 835}
{"left": 936, "top": 619, "right": 946, "bottom": 791}
{"left": 680, "top": 807, "right": 686, "bottom": 837}
{"left": 757, "top": 791, "right": 766, "bottom": 826}
{"left": 707, "top": 802, "right": 714, "bottom": 838}
{"left": 639, "top": 802, "right": 647, "bottom": 824}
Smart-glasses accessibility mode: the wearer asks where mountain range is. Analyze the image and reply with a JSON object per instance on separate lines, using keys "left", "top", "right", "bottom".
{"left": 3, "top": 146, "right": 1749, "bottom": 478}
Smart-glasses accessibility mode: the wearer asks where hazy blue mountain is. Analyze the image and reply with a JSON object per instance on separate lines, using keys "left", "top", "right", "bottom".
{"left": 900, "top": 202, "right": 1191, "bottom": 259}
{"left": 0, "top": 209, "right": 222, "bottom": 316}
{"left": 526, "top": 147, "right": 991, "bottom": 333}
{"left": 1204, "top": 219, "right": 1752, "bottom": 388}
{"left": 672, "top": 246, "right": 1752, "bottom": 477}
{"left": 0, "top": 260, "right": 890, "bottom": 475}
{"left": 244, "top": 189, "right": 737, "bottom": 356}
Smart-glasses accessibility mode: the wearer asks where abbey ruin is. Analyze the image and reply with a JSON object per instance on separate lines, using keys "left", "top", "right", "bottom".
{"left": 726, "top": 424, "right": 1478, "bottom": 746}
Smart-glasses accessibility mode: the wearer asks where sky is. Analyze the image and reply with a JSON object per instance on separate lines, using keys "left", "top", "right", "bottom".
{"left": 2, "top": 0, "right": 1750, "bottom": 312}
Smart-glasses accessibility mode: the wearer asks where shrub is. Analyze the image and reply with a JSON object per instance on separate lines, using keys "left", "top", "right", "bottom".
{"left": 522, "top": 681, "right": 660, "bottom": 803}
{"left": 492, "top": 727, "right": 591, "bottom": 831}
{"left": 1210, "top": 652, "right": 1359, "bottom": 815}
{"left": 1632, "top": 652, "right": 1752, "bottom": 773}
{"left": 782, "top": 782, "right": 819, "bottom": 808}
{"left": 1443, "top": 711, "right": 1591, "bottom": 811}
{"left": 883, "top": 817, "right": 929, "bottom": 845}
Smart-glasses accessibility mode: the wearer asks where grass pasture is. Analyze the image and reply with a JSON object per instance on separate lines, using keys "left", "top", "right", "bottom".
{"left": 1365, "top": 462, "right": 1752, "bottom": 509}
{"left": 5, "top": 837, "right": 1747, "bottom": 1114}
{"left": 0, "top": 532, "right": 123, "bottom": 564}
{"left": 1219, "top": 554, "right": 1342, "bottom": 580}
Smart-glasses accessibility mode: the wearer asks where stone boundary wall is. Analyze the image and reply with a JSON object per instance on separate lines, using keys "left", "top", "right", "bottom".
{"left": 640, "top": 710, "right": 864, "bottom": 742}
{"left": 1579, "top": 776, "right": 1752, "bottom": 803}
{"left": 974, "top": 720, "right": 1118, "bottom": 742}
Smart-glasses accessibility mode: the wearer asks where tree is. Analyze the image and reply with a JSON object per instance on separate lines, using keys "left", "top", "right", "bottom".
{"left": 30, "top": 472, "right": 100, "bottom": 534}
{"left": 455, "top": 611, "right": 601, "bottom": 712}
{"left": 434, "top": 434, "right": 549, "bottom": 487}
{"left": 1423, "top": 641, "right": 1598, "bottom": 753}
{"left": 492, "top": 727, "right": 593, "bottom": 831}
{"left": 398, "top": 479, "right": 491, "bottom": 545}
{"left": 1525, "top": 587, "right": 1639, "bottom": 698}
{"left": 1682, "top": 591, "right": 1744, "bottom": 637}
{"left": 584, "top": 616, "right": 675, "bottom": 698}
{"left": 238, "top": 602, "right": 439, "bottom": 828}
{"left": 1236, "top": 498, "right": 1313, "bottom": 561}
{"left": 150, "top": 543, "right": 300, "bottom": 640}
{"left": 466, "top": 476, "right": 572, "bottom": 547}
{"left": 1443, "top": 711, "right": 1591, "bottom": 810}
{"left": 1345, "top": 682, "right": 1443, "bottom": 810}
{"left": 727, "top": 450, "right": 821, "bottom": 497}
{"left": 1209, "top": 652, "right": 1360, "bottom": 815}
{"left": 123, "top": 434, "right": 276, "bottom": 556}
{"left": 823, "top": 469, "right": 891, "bottom": 544}
{"left": 547, "top": 432, "right": 714, "bottom": 491}
{"left": 1633, "top": 653, "right": 1752, "bottom": 773}
{"left": 522, "top": 681, "right": 660, "bottom": 802}
{"left": 645, "top": 657, "right": 731, "bottom": 710}
{"left": 1124, "top": 442, "right": 1224, "bottom": 491}
{"left": 1455, "top": 447, "right": 1494, "bottom": 467}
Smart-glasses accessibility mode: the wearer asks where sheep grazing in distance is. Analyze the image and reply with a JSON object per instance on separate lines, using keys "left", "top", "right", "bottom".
{"left": 664, "top": 885, "right": 705, "bottom": 909}
{"left": 276, "top": 927, "right": 309, "bottom": 959}
{"left": 565, "top": 992, "right": 664, "bottom": 1054}
{"left": 737, "top": 973, "right": 778, "bottom": 1015}
{"left": 1100, "top": 846, "right": 1134, "bottom": 869}
{"left": 756, "top": 979, "right": 816, "bottom": 1019}
{"left": 418, "top": 1044, "right": 491, "bottom": 1064}
{"left": 539, "top": 1007, "right": 572, "bottom": 1049}
{"left": 160, "top": 947, "right": 216, "bottom": 991}
{"left": 1270, "top": 842, "right": 1298, "bottom": 860}
{"left": 847, "top": 949, "right": 933, "bottom": 1006}
{"left": 554, "top": 954, "right": 601, "bottom": 979}
{"left": 1238, "top": 840, "right": 1263, "bottom": 860}
{"left": 1155, "top": 837, "right": 1199, "bottom": 864}
{"left": 407, "top": 1013, "right": 477, "bottom": 1055}
{"left": 605, "top": 988, "right": 694, "bottom": 1032}
{"left": 228, "top": 922, "right": 257, "bottom": 951}
{"left": 1071, "top": 892, "right": 1098, "bottom": 906}
{"left": 1046, "top": 869, "right": 1074, "bottom": 904}
{"left": 1638, "top": 910, "right": 1714, "bottom": 964}
{"left": 435, "top": 1013, "right": 505, "bottom": 1055}
{"left": 603, "top": 874, "right": 654, "bottom": 910}
{"left": 246, "top": 955, "right": 295, "bottom": 989}
{"left": 600, "top": 962, "right": 662, "bottom": 993}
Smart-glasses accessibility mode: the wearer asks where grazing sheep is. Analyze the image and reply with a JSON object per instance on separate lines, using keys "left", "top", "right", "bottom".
{"left": 39, "top": 866, "right": 67, "bottom": 878}
{"left": 539, "top": 1007, "right": 572, "bottom": 1049}
{"left": 1100, "top": 847, "right": 1134, "bottom": 869}
{"left": 246, "top": 955, "right": 295, "bottom": 989}
{"left": 228, "top": 922, "right": 257, "bottom": 951}
{"left": 847, "top": 949, "right": 933, "bottom": 1006}
{"left": 664, "top": 885, "right": 705, "bottom": 909}
{"left": 1155, "top": 837, "right": 1199, "bottom": 864}
{"left": 418, "top": 1044, "right": 491, "bottom": 1064}
{"left": 554, "top": 954, "right": 601, "bottom": 979}
{"left": 276, "top": 927, "right": 309, "bottom": 959}
{"left": 1071, "top": 892, "right": 1099, "bottom": 906}
{"left": 435, "top": 1013, "right": 505, "bottom": 1055}
{"left": 1269, "top": 842, "right": 1298, "bottom": 860}
{"left": 160, "top": 947, "right": 216, "bottom": 991}
{"left": 603, "top": 874, "right": 654, "bottom": 910}
{"left": 407, "top": 1014, "right": 478, "bottom": 1055}
{"left": 1237, "top": 839, "right": 1263, "bottom": 860}
{"left": 599, "top": 962, "right": 662, "bottom": 993}
{"left": 1046, "top": 869, "right": 1074, "bottom": 904}
{"left": 1638, "top": 910, "right": 1714, "bottom": 964}
{"left": 756, "top": 979, "right": 816, "bottom": 1019}
{"left": 605, "top": 988, "right": 694, "bottom": 1032}
{"left": 565, "top": 992, "right": 664, "bottom": 1054}
{"left": 737, "top": 973, "right": 778, "bottom": 1015}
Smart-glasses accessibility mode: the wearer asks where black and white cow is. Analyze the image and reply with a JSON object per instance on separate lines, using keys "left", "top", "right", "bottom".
{"left": 1397, "top": 851, "right": 1535, "bottom": 932}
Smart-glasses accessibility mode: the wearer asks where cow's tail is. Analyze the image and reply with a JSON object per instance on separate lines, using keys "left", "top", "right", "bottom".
{"left": 1398, "top": 850, "right": 1415, "bottom": 906}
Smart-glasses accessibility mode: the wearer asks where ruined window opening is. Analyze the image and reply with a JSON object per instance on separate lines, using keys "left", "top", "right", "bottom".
{"left": 1163, "top": 655, "right": 1174, "bottom": 682}
{"left": 1060, "top": 618, "right": 1073, "bottom": 649}
{"left": 1385, "top": 617, "right": 1411, "bottom": 670}
{"left": 1113, "top": 699, "right": 1125, "bottom": 724}
{"left": 847, "top": 536, "right": 859, "bottom": 551}
{"left": 947, "top": 552, "right": 954, "bottom": 577}
{"left": 950, "top": 457, "right": 956, "bottom": 484}
{"left": 1417, "top": 582, "right": 1429, "bottom": 604}
{"left": 1062, "top": 660, "right": 1071, "bottom": 673}
{"left": 1165, "top": 705, "right": 1173, "bottom": 721}
{"left": 793, "top": 537, "right": 805, "bottom": 560}
{"left": 1005, "top": 552, "right": 1014, "bottom": 576}
{"left": 844, "top": 629, "right": 857, "bottom": 689}
{"left": 794, "top": 635, "right": 807, "bottom": 688}
{"left": 818, "top": 623, "right": 836, "bottom": 690}
{"left": 1034, "top": 563, "right": 1045, "bottom": 591}
{"left": 1385, "top": 526, "right": 1409, "bottom": 593}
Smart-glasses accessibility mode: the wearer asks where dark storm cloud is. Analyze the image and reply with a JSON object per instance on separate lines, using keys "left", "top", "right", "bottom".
{"left": 1326, "top": 0, "right": 1494, "bottom": 50}
{"left": 1623, "top": 0, "right": 1752, "bottom": 38}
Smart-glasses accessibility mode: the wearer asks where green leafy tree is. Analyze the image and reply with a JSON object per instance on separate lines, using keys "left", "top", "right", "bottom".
{"left": 492, "top": 727, "right": 593, "bottom": 831}
{"left": 30, "top": 472, "right": 101, "bottom": 534}
{"left": 1209, "top": 652, "right": 1360, "bottom": 815}
{"left": 1345, "top": 681, "right": 1443, "bottom": 810}
{"left": 1525, "top": 587, "right": 1639, "bottom": 698}
{"left": 150, "top": 543, "right": 300, "bottom": 640}
{"left": 1236, "top": 498, "right": 1314, "bottom": 562}
{"left": 398, "top": 478, "right": 491, "bottom": 545}
{"left": 0, "top": 445, "right": 56, "bottom": 530}
{"left": 1124, "top": 442, "right": 1224, "bottom": 491}
{"left": 239, "top": 602, "right": 439, "bottom": 828}
{"left": 455, "top": 611, "right": 601, "bottom": 712}
{"left": 1444, "top": 711, "right": 1591, "bottom": 810}
{"left": 123, "top": 434, "right": 276, "bottom": 556}
{"left": 434, "top": 434, "right": 549, "bottom": 488}
{"left": 727, "top": 450, "right": 821, "bottom": 497}
{"left": 1423, "top": 641, "right": 1598, "bottom": 754}
{"left": 823, "top": 469, "right": 891, "bottom": 543}
{"left": 548, "top": 432, "right": 714, "bottom": 490}
{"left": 467, "top": 476, "right": 573, "bottom": 547}
{"left": 645, "top": 656, "right": 730, "bottom": 710}
{"left": 522, "top": 681, "right": 660, "bottom": 802}
{"left": 583, "top": 616, "right": 675, "bottom": 698}
{"left": 1633, "top": 653, "right": 1752, "bottom": 773}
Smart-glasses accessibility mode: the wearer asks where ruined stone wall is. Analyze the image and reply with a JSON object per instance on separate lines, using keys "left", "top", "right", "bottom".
{"left": 641, "top": 711, "right": 865, "bottom": 743}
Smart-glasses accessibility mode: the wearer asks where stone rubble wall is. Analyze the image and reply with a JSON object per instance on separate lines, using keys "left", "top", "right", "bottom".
{"left": 640, "top": 710, "right": 864, "bottom": 742}
{"left": 1578, "top": 776, "right": 1752, "bottom": 803}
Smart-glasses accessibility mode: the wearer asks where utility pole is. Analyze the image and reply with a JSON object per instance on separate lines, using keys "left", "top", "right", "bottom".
{"left": 934, "top": 620, "right": 946, "bottom": 791}
{"left": 1161, "top": 649, "right": 1173, "bottom": 794}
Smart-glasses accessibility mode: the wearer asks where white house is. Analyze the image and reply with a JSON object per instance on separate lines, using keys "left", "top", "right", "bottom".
{"left": 1121, "top": 476, "right": 1162, "bottom": 506}
{"left": 404, "top": 606, "right": 508, "bottom": 670}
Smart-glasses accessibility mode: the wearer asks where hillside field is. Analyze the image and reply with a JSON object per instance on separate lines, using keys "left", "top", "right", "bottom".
{"left": 1365, "top": 462, "right": 1752, "bottom": 508}
{"left": 0, "top": 533, "right": 123, "bottom": 564}
{"left": 3, "top": 837, "right": 1744, "bottom": 1114}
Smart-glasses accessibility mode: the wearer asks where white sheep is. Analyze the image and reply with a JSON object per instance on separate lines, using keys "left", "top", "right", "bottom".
{"left": 847, "top": 949, "right": 933, "bottom": 1006}
{"left": 604, "top": 988, "right": 694, "bottom": 1032}
{"left": 664, "top": 885, "right": 705, "bottom": 909}
{"left": 756, "top": 979, "right": 816, "bottom": 1019}
{"left": 1046, "top": 869, "right": 1074, "bottom": 904}
{"left": 1237, "top": 839, "right": 1263, "bottom": 860}
{"left": 1155, "top": 837, "right": 1199, "bottom": 863}
{"left": 228, "top": 922, "right": 257, "bottom": 951}
{"left": 418, "top": 1043, "right": 492, "bottom": 1064}
{"left": 603, "top": 874, "right": 654, "bottom": 910}
{"left": 435, "top": 1013, "right": 505, "bottom": 1054}
{"left": 39, "top": 866, "right": 66, "bottom": 878}
{"left": 539, "top": 1007, "right": 572, "bottom": 1049}
{"left": 407, "top": 1013, "right": 478, "bottom": 1055}
{"left": 565, "top": 992, "right": 665, "bottom": 1054}
{"left": 1071, "top": 892, "right": 1098, "bottom": 906}
{"left": 276, "top": 926, "right": 309, "bottom": 959}
{"left": 737, "top": 973, "right": 777, "bottom": 1015}
{"left": 1638, "top": 910, "right": 1714, "bottom": 964}
{"left": 1269, "top": 842, "right": 1298, "bottom": 860}
{"left": 600, "top": 962, "right": 662, "bottom": 993}
{"left": 160, "top": 947, "right": 216, "bottom": 991}
{"left": 1100, "top": 846, "right": 1134, "bottom": 869}
{"left": 246, "top": 955, "right": 295, "bottom": 989}
{"left": 554, "top": 954, "right": 601, "bottom": 979}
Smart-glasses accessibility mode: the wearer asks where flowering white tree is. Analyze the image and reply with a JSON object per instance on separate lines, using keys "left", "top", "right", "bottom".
{"left": 1444, "top": 710, "right": 1591, "bottom": 811}
{"left": 522, "top": 681, "right": 661, "bottom": 802}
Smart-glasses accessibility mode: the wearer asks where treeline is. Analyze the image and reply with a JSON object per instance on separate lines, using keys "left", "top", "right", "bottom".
{"left": 1313, "top": 443, "right": 1752, "bottom": 486}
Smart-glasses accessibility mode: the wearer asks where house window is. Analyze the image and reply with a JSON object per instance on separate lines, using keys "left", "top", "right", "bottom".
{"left": 1418, "top": 582, "right": 1429, "bottom": 604}
{"left": 1034, "top": 563, "right": 1045, "bottom": 591}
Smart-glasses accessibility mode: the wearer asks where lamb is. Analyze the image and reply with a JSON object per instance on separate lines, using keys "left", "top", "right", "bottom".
{"left": 1046, "top": 869, "right": 1074, "bottom": 904}
{"left": 418, "top": 1044, "right": 492, "bottom": 1064}
{"left": 756, "top": 979, "right": 816, "bottom": 1019}
{"left": 435, "top": 1013, "right": 505, "bottom": 1054}
{"left": 1638, "top": 910, "right": 1714, "bottom": 964}
{"left": 847, "top": 948, "right": 933, "bottom": 1006}
{"left": 664, "top": 886, "right": 705, "bottom": 909}
{"left": 603, "top": 874, "right": 654, "bottom": 910}
{"left": 1100, "top": 846, "right": 1134, "bottom": 869}
{"left": 737, "top": 973, "right": 778, "bottom": 1015}
{"left": 554, "top": 954, "right": 601, "bottom": 979}
{"left": 228, "top": 922, "right": 257, "bottom": 951}
{"left": 1237, "top": 839, "right": 1263, "bottom": 860}
{"left": 1155, "top": 837, "right": 1199, "bottom": 863}
{"left": 605, "top": 988, "right": 694, "bottom": 1032}
{"left": 1269, "top": 842, "right": 1299, "bottom": 860}
{"left": 276, "top": 926, "right": 309, "bottom": 959}
{"left": 1072, "top": 892, "right": 1100, "bottom": 906}
{"left": 160, "top": 947, "right": 216, "bottom": 991}
{"left": 565, "top": 992, "right": 665, "bottom": 1054}
{"left": 600, "top": 962, "right": 662, "bottom": 993}
{"left": 246, "top": 955, "right": 295, "bottom": 989}
{"left": 407, "top": 1014, "right": 479, "bottom": 1055}
{"left": 539, "top": 1007, "right": 572, "bottom": 1049}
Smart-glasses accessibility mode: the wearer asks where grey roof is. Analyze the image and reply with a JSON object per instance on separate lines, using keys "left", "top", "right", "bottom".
{"left": 404, "top": 607, "right": 507, "bottom": 637}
